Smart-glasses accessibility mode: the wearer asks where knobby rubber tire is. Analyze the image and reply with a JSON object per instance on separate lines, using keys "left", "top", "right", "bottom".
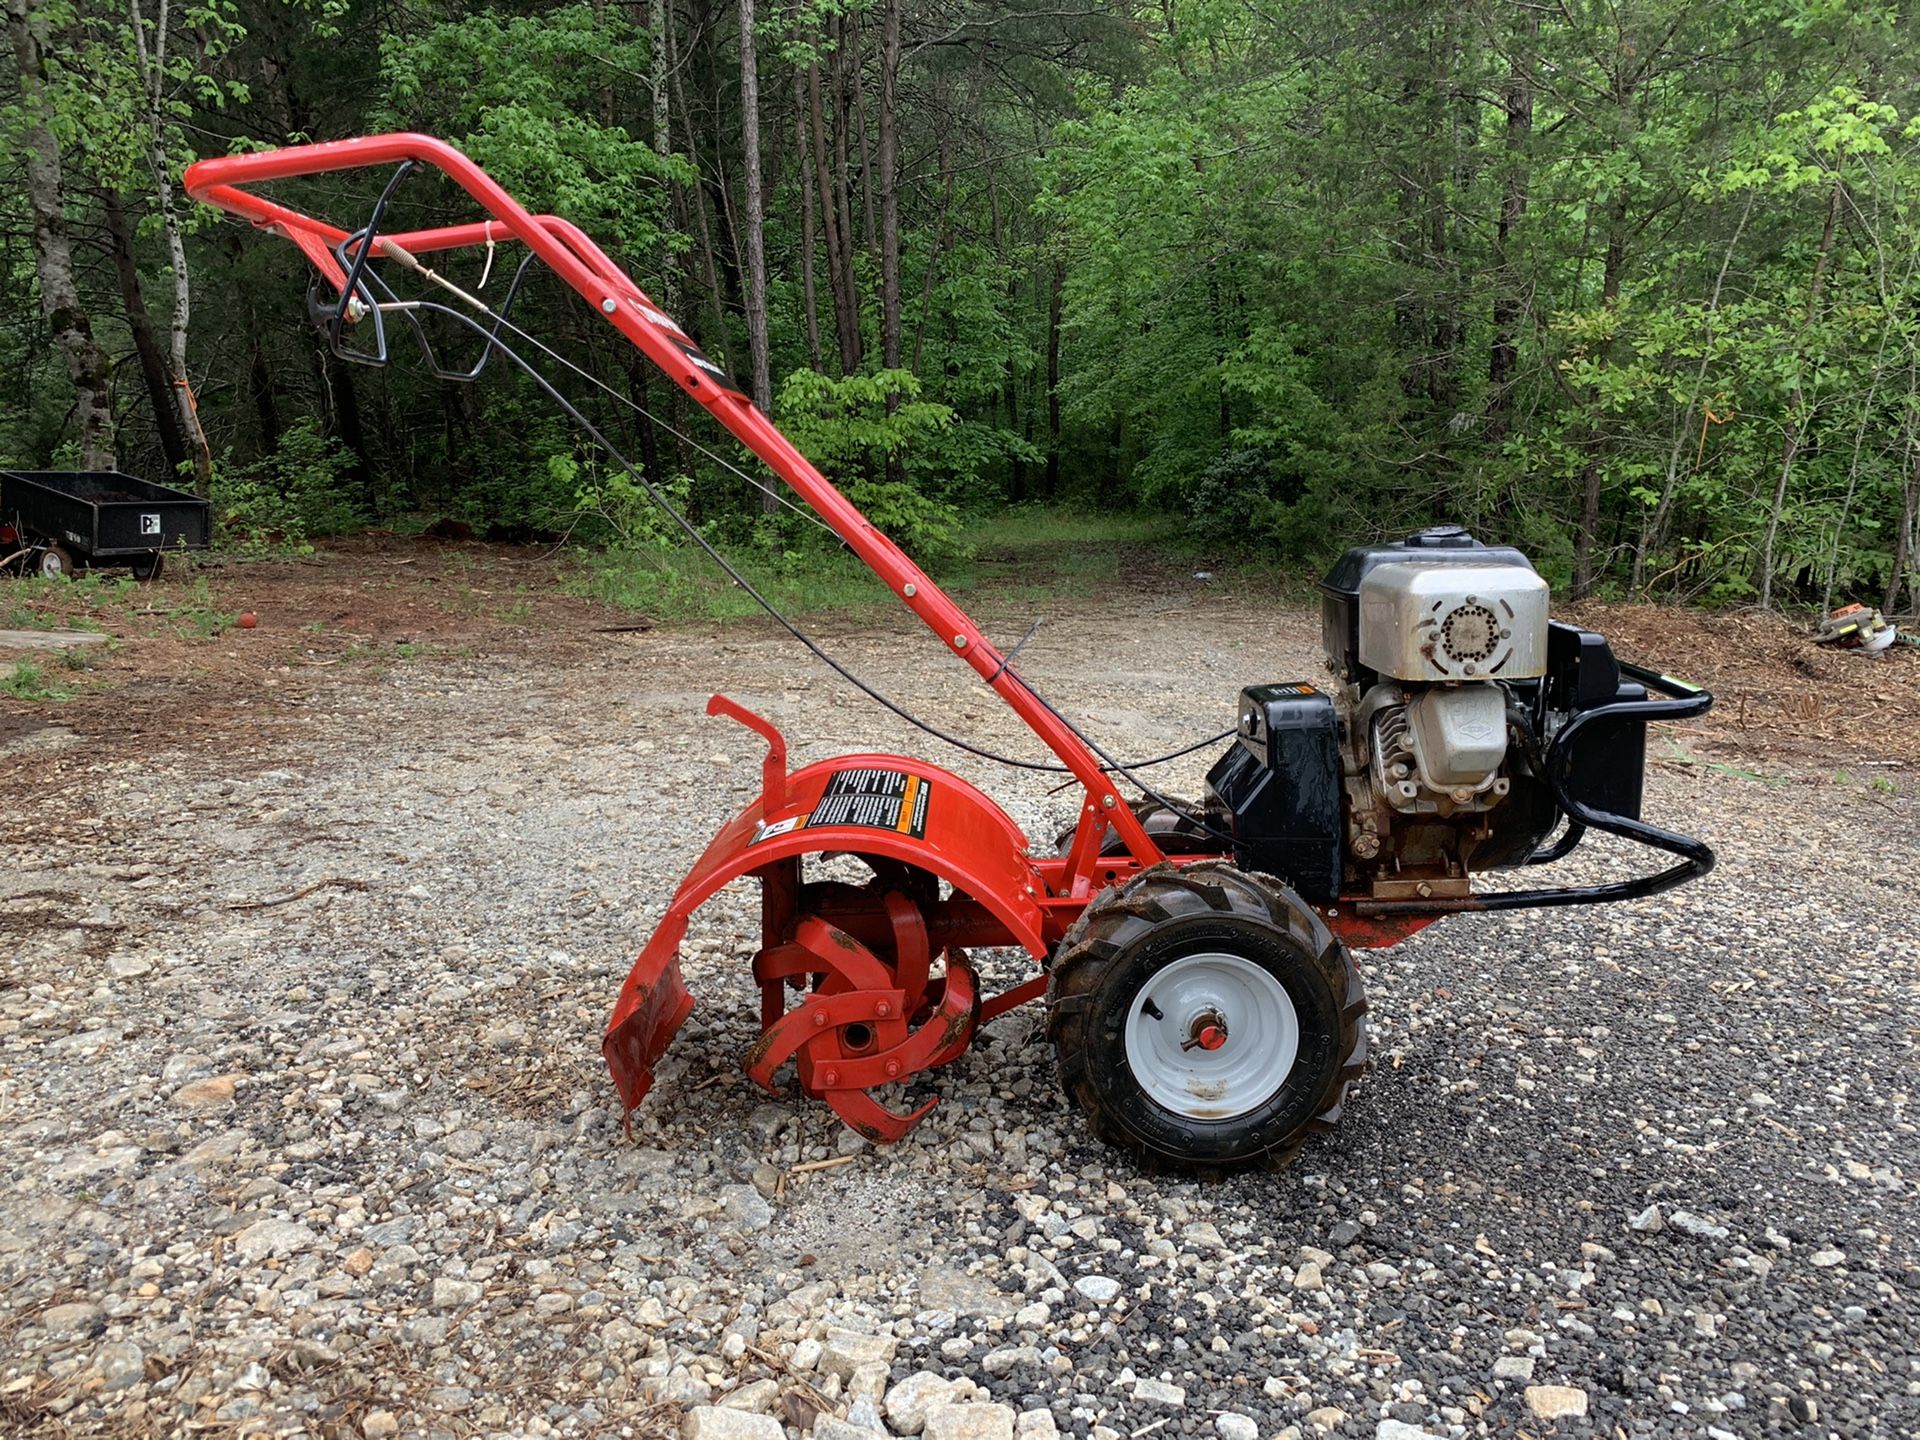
{"left": 1047, "top": 861, "right": 1367, "bottom": 1175}
{"left": 1053, "top": 796, "right": 1230, "bottom": 858}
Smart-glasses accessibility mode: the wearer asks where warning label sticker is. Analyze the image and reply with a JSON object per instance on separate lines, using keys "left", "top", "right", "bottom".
{"left": 747, "top": 768, "right": 932, "bottom": 845}
{"left": 810, "top": 768, "right": 931, "bottom": 836}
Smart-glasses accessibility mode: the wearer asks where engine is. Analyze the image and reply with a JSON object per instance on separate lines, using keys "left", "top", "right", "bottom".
{"left": 1206, "top": 526, "right": 1651, "bottom": 904}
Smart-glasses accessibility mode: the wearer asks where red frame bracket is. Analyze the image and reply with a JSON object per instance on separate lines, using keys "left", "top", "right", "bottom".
{"left": 707, "top": 694, "right": 787, "bottom": 812}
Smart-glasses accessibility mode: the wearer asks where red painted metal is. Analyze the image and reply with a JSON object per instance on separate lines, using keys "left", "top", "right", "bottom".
{"left": 1321, "top": 908, "right": 1439, "bottom": 951}
{"left": 708, "top": 695, "right": 787, "bottom": 811}
{"left": 598, "top": 703, "right": 1047, "bottom": 1112}
{"left": 978, "top": 973, "right": 1049, "bottom": 1024}
{"left": 184, "top": 135, "right": 1461, "bottom": 1144}
{"left": 740, "top": 909, "right": 979, "bottom": 1140}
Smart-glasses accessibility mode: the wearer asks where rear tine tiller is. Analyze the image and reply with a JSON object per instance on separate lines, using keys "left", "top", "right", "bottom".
{"left": 186, "top": 137, "right": 1501, "bottom": 1154}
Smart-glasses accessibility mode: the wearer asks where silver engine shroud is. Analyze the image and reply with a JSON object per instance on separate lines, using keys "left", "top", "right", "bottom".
{"left": 1337, "top": 557, "right": 1554, "bottom": 870}
{"left": 1357, "top": 561, "right": 1549, "bottom": 683}
{"left": 1373, "top": 686, "right": 1513, "bottom": 808}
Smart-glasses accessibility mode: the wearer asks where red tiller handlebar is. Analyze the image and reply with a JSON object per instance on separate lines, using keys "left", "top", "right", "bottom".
{"left": 183, "top": 133, "right": 1165, "bottom": 865}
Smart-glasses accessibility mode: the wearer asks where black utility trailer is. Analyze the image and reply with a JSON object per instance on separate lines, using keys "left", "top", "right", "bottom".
{"left": 0, "top": 470, "right": 211, "bottom": 581}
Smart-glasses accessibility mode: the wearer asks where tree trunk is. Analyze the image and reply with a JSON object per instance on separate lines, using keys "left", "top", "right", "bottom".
{"left": 314, "top": 343, "right": 373, "bottom": 504}
{"left": 831, "top": 20, "right": 862, "bottom": 366}
{"left": 736, "top": 0, "right": 772, "bottom": 413}
{"left": 1821, "top": 309, "right": 1904, "bottom": 609}
{"left": 1045, "top": 259, "right": 1063, "bottom": 499}
{"left": 699, "top": 13, "right": 747, "bottom": 332}
{"left": 809, "top": 59, "right": 860, "bottom": 373}
{"left": 1758, "top": 176, "right": 1843, "bottom": 609}
{"left": 793, "top": 60, "right": 822, "bottom": 372}
{"left": 102, "top": 191, "right": 190, "bottom": 476}
{"left": 989, "top": 166, "right": 1026, "bottom": 502}
{"left": 736, "top": 0, "right": 775, "bottom": 511}
{"left": 1207, "top": 267, "right": 1230, "bottom": 441}
{"left": 1632, "top": 190, "right": 1756, "bottom": 594}
{"left": 911, "top": 121, "right": 954, "bottom": 375}
{"left": 645, "top": 0, "right": 682, "bottom": 475}
{"left": 650, "top": 0, "right": 671, "bottom": 162}
{"left": 851, "top": 6, "right": 879, "bottom": 262}
{"left": 1424, "top": 18, "right": 1460, "bottom": 462}
{"left": 667, "top": 12, "right": 729, "bottom": 347}
{"left": 8, "top": 0, "right": 115, "bottom": 470}
{"left": 877, "top": 0, "right": 902, "bottom": 374}
{"left": 590, "top": 0, "right": 615, "bottom": 126}
{"left": 1486, "top": 9, "right": 1534, "bottom": 443}
{"left": 1889, "top": 442, "right": 1919, "bottom": 617}
{"left": 130, "top": 0, "right": 213, "bottom": 491}
{"left": 1571, "top": 188, "right": 1630, "bottom": 601}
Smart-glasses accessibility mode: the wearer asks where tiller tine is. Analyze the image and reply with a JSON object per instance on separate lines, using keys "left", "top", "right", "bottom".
{"left": 820, "top": 1087, "right": 938, "bottom": 1145}
{"left": 743, "top": 982, "right": 911, "bottom": 1085}
{"left": 744, "top": 913, "right": 979, "bottom": 1144}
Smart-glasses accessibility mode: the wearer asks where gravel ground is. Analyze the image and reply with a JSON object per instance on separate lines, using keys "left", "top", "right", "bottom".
{"left": 2, "top": 558, "right": 1916, "bottom": 1439}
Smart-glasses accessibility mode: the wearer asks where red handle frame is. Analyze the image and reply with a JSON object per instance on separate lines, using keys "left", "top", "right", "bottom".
{"left": 184, "top": 134, "right": 1165, "bottom": 867}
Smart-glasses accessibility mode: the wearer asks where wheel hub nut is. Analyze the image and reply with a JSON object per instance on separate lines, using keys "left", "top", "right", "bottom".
{"left": 1182, "top": 1010, "right": 1229, "bottom": 1053}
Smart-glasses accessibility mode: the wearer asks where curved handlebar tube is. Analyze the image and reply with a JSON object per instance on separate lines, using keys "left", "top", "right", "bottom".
{"left": 184, "top": 133, "right": 1167, "bottom": 867}
{"left": 1355, "top": 664, "right": 1716, "bottom": 916}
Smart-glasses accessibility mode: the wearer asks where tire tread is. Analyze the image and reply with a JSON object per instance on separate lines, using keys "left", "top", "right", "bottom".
{"left": 1047, "top": 861, "right": 1368, "bottom": 1176}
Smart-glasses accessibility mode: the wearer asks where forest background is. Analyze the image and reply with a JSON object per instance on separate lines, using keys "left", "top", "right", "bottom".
{"left": 5, "top": 0, "right": 1919, "bottom": 614}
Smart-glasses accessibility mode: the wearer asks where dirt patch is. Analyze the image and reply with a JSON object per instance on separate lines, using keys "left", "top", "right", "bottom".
{"left": 5, "top": 540, "right": 1908, "bottom": 780}
{"left": 1569, "top": 601, "right": 1920, "bottom": 772}
{"left": 0, "top": 536, "right": 632, "bottom": 821}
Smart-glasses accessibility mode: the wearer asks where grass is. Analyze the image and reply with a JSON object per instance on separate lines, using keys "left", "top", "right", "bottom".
{"left": 3, "top": 573, "right": 125, "bottom": 631}
{"left": 2, "top": 599, "right": 57, "bottom": 630}
{"left": 1659, "top": 736, "right": 1787, "bottom": 785}
{"left": 2, "top": 659, "right": 77, "bottom": 701}
{"left": 571, "top": 542, "right": 892, "bottom": 621}
{"left": 162, "top": 576, "right": 236, "bottom": 638}
{"left": 567, "top": 505, "right": 1209, "bottom": 622}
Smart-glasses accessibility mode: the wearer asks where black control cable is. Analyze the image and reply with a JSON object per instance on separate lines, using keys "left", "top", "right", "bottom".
{"left": 332, "top": 223, "right": 1234, "bottom": 835}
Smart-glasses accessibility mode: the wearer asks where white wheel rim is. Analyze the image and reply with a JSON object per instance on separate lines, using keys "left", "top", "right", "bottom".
{"left": 1123, "top": 951, "right": 1300, "bottom": 1120}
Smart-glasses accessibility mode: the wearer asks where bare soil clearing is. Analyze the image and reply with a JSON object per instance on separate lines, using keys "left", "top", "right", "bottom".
{"left": 4, "top": 538, "right": 1912, "bottom": 780}
{"left": 2, "top": 541, "right": 1915, "bottom": 1439}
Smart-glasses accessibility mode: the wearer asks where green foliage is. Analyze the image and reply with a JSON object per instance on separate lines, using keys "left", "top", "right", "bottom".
{"left": 2, "top": 659, "right": 75, "bottom": 701}
{"left": 561, "top": 451, "right": 692, "bottom": 550}
{"left": 8, "top": 0, "right": 1920, "bottom": 620}
{"left": 773, "top": 369, "right": 973, "bottom": 560}
{"left": 377, "top": 4, "right": 686, "bottom": 257}
{"left": 164, "top": 576, "right": 236, "bottom": 638}
{"left": 569, "top": 538, "right": 891, "bottom": 621}
{"left": 569, "top": 503, "right": 1174, "bottom": 621}
{"left": 211, "top": 419, "right": 357, "bottom": 554}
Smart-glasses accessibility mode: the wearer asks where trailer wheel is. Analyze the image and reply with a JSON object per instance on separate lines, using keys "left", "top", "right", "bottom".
{"left": 1048, "top": 861, "right": 1366, "bottom": 1173}
{"left": 35, "top": 543, "right": 77, "bottom": 581}
{"left": 129, "top": 552, "right": 164, "bottom": 582}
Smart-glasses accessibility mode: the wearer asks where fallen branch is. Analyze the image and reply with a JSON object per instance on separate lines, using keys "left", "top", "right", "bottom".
{"left": 226, "top": 877, "right": 368, "bottom": 910}
{"left": 789, "top": 1154, "right": 857, "bottom": 1177}
{"left": 744, "top": 1343, "right": 834, "bottom": 1410}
